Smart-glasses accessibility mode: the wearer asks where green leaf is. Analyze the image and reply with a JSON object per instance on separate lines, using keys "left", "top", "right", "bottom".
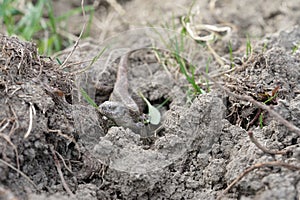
{"left": 139, "top": 92, "right": 161, "bottom": 125}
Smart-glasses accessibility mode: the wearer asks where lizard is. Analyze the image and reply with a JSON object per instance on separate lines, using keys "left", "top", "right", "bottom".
{"left": 98, "top": 50, "right": 150, "bottom": 137}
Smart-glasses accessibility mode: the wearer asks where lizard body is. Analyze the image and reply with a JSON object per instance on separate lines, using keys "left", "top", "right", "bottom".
{"left": 98, "top": 51, "right": 149, "bottom": 137}
{"left": 109, "top": 52, "right": 140, "bottom": 114}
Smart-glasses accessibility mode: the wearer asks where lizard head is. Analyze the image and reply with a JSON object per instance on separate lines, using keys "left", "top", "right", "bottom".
{"left": 98, "top": 101, "right": 148, "bottom": 135}
{"left": 98, "top": 101, "right": 128, "bottom": 119}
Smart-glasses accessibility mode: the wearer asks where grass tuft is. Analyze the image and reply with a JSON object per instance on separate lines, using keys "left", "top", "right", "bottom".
{"left": 0, "top": 0, "right": 94, "bottom": 55}
{"left": 172, "top": 35, "right": 204, "bottom": 95}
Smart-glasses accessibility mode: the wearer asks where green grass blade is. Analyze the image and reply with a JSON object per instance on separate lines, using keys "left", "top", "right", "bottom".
{"left": 246, "top": 34, "right": 252, "bottom": 58}
{"left": 259, "top": 112, "right": 264, "bottom": 128}
{"left": 80, "top": 88, "right": 98, "bottom": 108}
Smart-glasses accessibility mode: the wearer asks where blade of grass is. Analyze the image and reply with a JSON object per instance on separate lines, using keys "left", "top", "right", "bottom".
{"left": 71, "top": 46, "right": 107, "bottom": 74}
{"left": 246, "top": 34, "right": 252, "bottom": 58}
{"left": 156, "top": 97, "right": 170, "bottom": 109}
{"left": 80, "top": 88, "right": 98, "bottom": 108}
{"left": 259, "top": 91, "right": 278, "bottom": 128}
{"left": 173, "top": 37, "right": 203, "bottom": 94}
{"left": 16, "top": 0, "right": 46, "bottom": 40}
{"left": 259, "top": 112, "right": 264, "bottom": 128}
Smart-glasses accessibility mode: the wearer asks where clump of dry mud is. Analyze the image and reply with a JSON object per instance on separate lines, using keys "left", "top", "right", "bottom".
{"left": 1, "top": 25, "right": 300, "bottom": 200}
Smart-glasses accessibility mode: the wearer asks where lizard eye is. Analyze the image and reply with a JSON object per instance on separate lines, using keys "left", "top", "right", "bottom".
{"left": 108, "top": 104, "right": 116, "bottom": 110}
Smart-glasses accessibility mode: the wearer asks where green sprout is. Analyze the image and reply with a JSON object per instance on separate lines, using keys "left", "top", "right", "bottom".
{"left": 259, "top": 112, "right": 264, "bottom": 128}
{"left": 228, "top": 41, "right": 234, "bottom": 68}
{"left": 259, "top": 90, "right": 278, "bottom": 128}
{"left": 292, "top": 42, "right": 300, "bottom": 54}
{"left": 173, "top": 37, "right": 204, "bottom": 95}
{"left": 263, "top": 93, "right": 278, "bottom": 104}
{"left": 246, "top": 35, "right": 252, "bottom": 58}
{"left": 262, "top": 41, "right": 268, "bottom": 53}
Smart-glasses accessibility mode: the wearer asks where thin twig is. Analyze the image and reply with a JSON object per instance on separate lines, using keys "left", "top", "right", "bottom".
{"left": 0, "top": 158, "right": 38, "bottom": 190}
{"left": 52, "top": 41, "right": 92, "bottom": 58}
{"left": 8, "top": 104, "right": 19, "bottom": 137}
{"left": 106, "top": 0, "right": 126, "bottom": 15}
{"left": 0, "top": 119, "right": 10, "bottom": 132}
{"left": 63, "top": 59, "right": 94, "bottom": 69}
{"left": 48, "top": 129, "right": 81, "bottom": 159}
{"left": 55, "top": 150, "right": 73, "bottom": 174}
{"left": 51, "top": 147, "right": 75, "bottom": 197}
{"left": 60, "top": 0, "right": 87, "bottom": 69}
{"left": 246, "top": 108, "right": 262, "bottom": 130}
{"left": 0, "top": 119, "right": 6, "bottom": 127}
{"left": 217, "top": 161, "right": 300, "bottom": 199}
{"left": 8, "top": 85, "right": 21, "bottom": 97}
{"left": 200, "top": 72, "right": 300, "bottom": 135}
{"left": 17, "top": 48, "right": 24, "bottom": 70}
{"left": 248, "top": 131, "right": 289, "bottom": 155}
{"left": 70, "top": 46, "right": 106, "bottom": 75}
{"left": 209, "top": 67, "right": 236, "bottom": 78}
